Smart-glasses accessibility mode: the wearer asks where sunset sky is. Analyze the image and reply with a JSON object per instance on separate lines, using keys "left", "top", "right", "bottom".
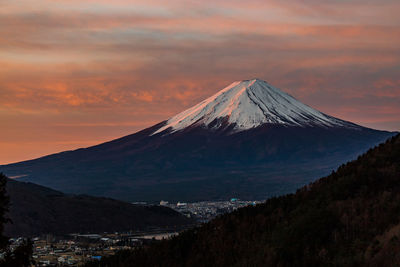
{"left": 1, "top": 0, "right": 399, "bottom": 164}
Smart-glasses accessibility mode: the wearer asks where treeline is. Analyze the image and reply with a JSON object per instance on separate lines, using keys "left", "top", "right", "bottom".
{"left": 87, "top": 133, "right": 400, "bottom": 266}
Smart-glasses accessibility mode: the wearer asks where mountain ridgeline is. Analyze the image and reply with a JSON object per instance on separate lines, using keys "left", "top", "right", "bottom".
{"left": 4, "top": 179, "right": 193, "bottom": 237}
{"left": 89, "top": 134, "right": 400, "bottom": 267}
{"left": 0, "top": 79, "right": 396, "bottom": 202}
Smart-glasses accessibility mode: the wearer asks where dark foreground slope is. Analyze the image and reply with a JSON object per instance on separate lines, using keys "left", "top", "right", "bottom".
{"left": 4, "top": 179, "right": 192, "bottom": 237}
{"left": 91, "top": 134, "right": 400, "bottom": 267}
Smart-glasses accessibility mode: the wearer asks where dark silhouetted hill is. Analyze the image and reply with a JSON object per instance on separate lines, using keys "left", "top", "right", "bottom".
{"left": 90, "top": 134, "right": 400, "bottom": 266}
{"left": 5, "top": 180, "right": 193, "bottom": 237}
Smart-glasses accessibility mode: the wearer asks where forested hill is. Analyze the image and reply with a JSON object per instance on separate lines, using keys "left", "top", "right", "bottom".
{"left": 90, "top": 134, "right": 400, "bottom": 267}
{"left": 5, "top": 179, "right": 193, "bottom": 237}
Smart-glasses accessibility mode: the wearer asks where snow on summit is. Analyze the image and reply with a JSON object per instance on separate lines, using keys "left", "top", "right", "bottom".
{"left": 152, "top": 79, "right": 355, "bottom": 135}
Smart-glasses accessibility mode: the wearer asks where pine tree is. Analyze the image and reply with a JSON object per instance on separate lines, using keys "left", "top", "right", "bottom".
{"left": 0, "top": 173, "right": 9, "bottom": 250}
{"left": 0, "top": 173, "right": 34, "bottom": 267}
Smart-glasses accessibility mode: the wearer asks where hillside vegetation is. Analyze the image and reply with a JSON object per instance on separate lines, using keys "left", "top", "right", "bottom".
{"left": 90, "top": 134, "right": 400, "bottom": 266}
{"left": 5, "top": 180, "right": 193, "bottom": 237}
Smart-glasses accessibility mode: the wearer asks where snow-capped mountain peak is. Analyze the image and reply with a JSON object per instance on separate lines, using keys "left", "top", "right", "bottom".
{"left": 152, "top": 79, "right": 354, "bottom": 135}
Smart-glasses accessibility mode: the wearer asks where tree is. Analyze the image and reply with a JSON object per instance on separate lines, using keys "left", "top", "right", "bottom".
{"left": 0, "top": 173, "right": 34, "bottom": 267}
{"left": 0, "top": 173, "right": 9, "bottom": 251}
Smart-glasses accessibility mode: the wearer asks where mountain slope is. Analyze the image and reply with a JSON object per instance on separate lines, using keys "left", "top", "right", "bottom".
{"left": 0, "top": 79, "right": 396, "bottom": 202}
{"left": 4, "top": 178, "right": 192, "bottom": 237}
{"left": 90, "top": 134, "right": 400, "bottom": 267}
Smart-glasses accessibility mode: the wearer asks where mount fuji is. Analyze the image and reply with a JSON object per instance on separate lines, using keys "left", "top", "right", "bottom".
{"left": 1, "top": 79, "right": 396, "bottom": 202}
